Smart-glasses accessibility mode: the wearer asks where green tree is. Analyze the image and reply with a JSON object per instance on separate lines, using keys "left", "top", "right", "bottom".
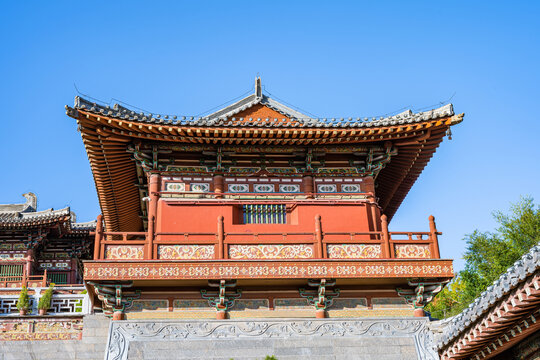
{"left": 427, "top": 196, "right": 539, "bottom": 318}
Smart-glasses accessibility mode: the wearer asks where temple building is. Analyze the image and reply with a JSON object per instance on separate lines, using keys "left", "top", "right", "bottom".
{"left": 0, "top": 193, "right": 95, "bottom": 287}
{"left": 64, "top": 78, "right": 463, "bottom": 321}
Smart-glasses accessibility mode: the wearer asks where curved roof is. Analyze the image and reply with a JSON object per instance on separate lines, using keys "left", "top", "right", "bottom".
{"left": 439, "top": 244, "right": 540, "bottom": 358}
{"left": 65, "top": 84, "right": 463, "bottom": 232}
{"left": 0, "top": 193, "right": 95, "bottom": 231}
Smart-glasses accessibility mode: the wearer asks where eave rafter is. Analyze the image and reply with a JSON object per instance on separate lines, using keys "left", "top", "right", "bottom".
{"left": 77, "top": 111, "right": 457, "bottom": 146}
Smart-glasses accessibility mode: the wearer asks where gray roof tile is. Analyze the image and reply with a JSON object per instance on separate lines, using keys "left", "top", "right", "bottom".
{"left": 438, "top": 243, "right": 540, "bottom": 349}
{"left": 68, "top": 95, "right": 457, "bottom": 129}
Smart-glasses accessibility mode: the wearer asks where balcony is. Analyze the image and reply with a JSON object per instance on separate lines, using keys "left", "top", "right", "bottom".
{"left": 84, "top": 186, "right": 453, "bottom": 285}
{"left": 92, "top": 215, "right": 441, "bottom": 261}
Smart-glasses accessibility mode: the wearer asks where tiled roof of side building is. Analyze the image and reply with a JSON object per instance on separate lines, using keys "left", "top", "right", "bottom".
{"left": 438, "top": 243, "right": 540, "bottom": 349}
{"left": 0, "top": 193, "right": 96, "bottom": 230}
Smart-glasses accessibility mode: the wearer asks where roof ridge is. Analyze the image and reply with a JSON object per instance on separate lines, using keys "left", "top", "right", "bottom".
{"left": 68, "top": 95, "right": 459, "bottom": 129}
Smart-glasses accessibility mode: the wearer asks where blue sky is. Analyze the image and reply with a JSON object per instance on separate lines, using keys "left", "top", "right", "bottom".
{"left": 1, "top": 1, "right": 539, "bottom": 271}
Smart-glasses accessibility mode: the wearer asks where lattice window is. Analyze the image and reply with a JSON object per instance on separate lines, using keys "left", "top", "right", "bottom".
{"left": 0, "top": 264, "right": 24, "bottom": 282}
{"left": 243, "top": 204, "right": 286, "bottom": 224}
{"left": 47, "top": 272, "right": 68, "bottom": 285}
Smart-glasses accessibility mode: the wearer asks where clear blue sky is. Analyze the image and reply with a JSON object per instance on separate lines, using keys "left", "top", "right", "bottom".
{"left": 1, "top": 1, "right": 539, "bottom": 271}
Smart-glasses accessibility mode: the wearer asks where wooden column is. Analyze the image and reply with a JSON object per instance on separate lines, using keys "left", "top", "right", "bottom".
{"left": 94, "top": 214, "right": 103, "bottom": 260}
{"left": 429, "top": 215, "right": 441, "bottom": 259}
{"left": 146, "top": 173, "right": 160, "bottom": 260}
{"left": 214, "top": 175, "right": 224, "bottom": 199}
{"left": 217, "top": 215, "right": 225, "bottom": 259}
{"left": 381, "top": 215, "right": 391, "bottom": 259}
{"left": 25, "top": 248, "right": 34, "bottom": 277}
{"left": 303, "top": 176, "right": 314, "bottom": 199}
{"left": 69, "top": 259, "right": 75, "bottom": 284}
{"left": 315, "top": 214, "right": 323, "bottom": 259}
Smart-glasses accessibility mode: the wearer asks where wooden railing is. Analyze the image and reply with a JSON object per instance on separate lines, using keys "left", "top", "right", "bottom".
{"left": 0, "top": 271, "right": 48, "bottom": 288}
{"left": 92, "top": 214, "right": 442, "bottom": 261}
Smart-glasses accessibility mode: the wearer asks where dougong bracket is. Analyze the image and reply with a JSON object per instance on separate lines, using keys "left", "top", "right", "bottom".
{"left": 396, "top": 280, "right": 447, "bottom": 309}
{"left": 200, "top": 280, "right": 242, "bottom": 311}
{"left": 299, "top": 279, "right": 340, "bottom": 310}
{"left": 89, "top": 281, "right": 141, "bottom": 317}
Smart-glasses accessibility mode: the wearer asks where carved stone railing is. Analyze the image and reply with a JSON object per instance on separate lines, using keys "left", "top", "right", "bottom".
{"left": 0, "top": 286, "right": 91, "bottom": 316}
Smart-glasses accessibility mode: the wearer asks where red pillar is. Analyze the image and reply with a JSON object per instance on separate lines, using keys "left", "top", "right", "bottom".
{"left": 303, "top": 176, "right": 314, "bottom": 198}
{"left": 214, "top": 175, "right": 224, "bottom": 199}
{"left": 315, "top": 215, "right": 323, "bottom": 259}
{"left": 146, "top": 173, "right": 160, "bottom": 260}
{"left": 112, "top": 311, "right": 124, "bottom": 321}
{"left": 429, "top": 215, "right": 441, "bottom": 258}
{"left": 25, "top": 248, "right": 34, "bottom": 277}
{"left": 94, "top": 214, "right": 103, "bottom": 260}
{"left": 381, "top": 215, "right": 391, "bottom": 259}
{"left": 217, "top": 215, "right": 225, "bottom": 259}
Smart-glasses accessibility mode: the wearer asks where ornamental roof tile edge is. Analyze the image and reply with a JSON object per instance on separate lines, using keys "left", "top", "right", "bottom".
{"left": 66, "top": 96, "right": 461, "bottom": 129}
{"left": 437, "top": 243, "right": 540, "bottom": 349}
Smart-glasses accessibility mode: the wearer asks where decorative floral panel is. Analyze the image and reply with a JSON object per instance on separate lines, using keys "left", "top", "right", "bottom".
{"left": 39, "top": 261, "right": 70, "bottom": 270}
{"left": 0, "top": 253, "right": 25, "bottom": 261}
{"left": 158, "top": 245, "right": 215, "bottom": 260}
{"left": 372, "top": 297, "right": 409, "bottom": 309}
{"left": 229, "top": 167, "right": 261, "bottom": 174}
{"left": 13, "top": 244, "right": 26, "bottom": 250}
{"left": 317, "top": 168, "right": 358, "bottom": 175}
{"left": 231, "top": 299, "right": 269, "bottom": 311}
{"left": 0, "top": 244, "right": 12, "bottom": 250}
{"left": 341, "top": 184, "right": 361, "bottom": 193}
{"left": 105, "top": 245, "right": 144, "bottom": 260}
{"left": 229, "top": 244, "right": 313, "bottom": 259}
{"left": 165, "top": 182, "right": 185, "bottom": 192}
{"left": 166, "top": 166, "right": 208, "bottom": 173}
{"left": 189, "top": 183, "right": 210, "bottom": 192}
{"left": 266, "top": 167, "right": 297, "bottom": 174}
{"left": 329, "top": 298, "right": 368, "bottom": 309}
{"left": 253, "top": 184, "right": 275, "bottom": 193}
{"left": 279, "top": 184, "right": 301, "bottom": 193}
{"left": 228, "top": 184, "right": 249, "bottom": 193}
{"left": 130, "top": 300, "right": 168, "bottom": 312}
{"left": 394, "top": 244, "right": 431, "bottom": 259}
{"left": 173, "top": 299, "right": 213, "bottom": 311}
{"left": 274, "top": 298, "right": 311, "bottom": 310}
{"left": 327, "top": 244, "right": 381, "bottom": 259}
{"left": 317, "top": 184, "right": 337, "bottom": 193}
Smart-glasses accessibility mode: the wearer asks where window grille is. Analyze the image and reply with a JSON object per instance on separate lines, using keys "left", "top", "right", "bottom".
{"left": 47, "top": 272, "right": 68, "bottom": 285}
{"left": 0, "top": 264, "right": 23, "bottom": 281}
{"left": 243, "top": 204, "right": 287, "bottom": 224}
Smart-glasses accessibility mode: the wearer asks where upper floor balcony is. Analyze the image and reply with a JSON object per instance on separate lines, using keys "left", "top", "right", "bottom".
{"left": 83, "top": 174, "right": 453, "bottom": 286}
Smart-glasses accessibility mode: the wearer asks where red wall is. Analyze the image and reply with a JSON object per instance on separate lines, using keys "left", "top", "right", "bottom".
{"left": 156, "top": 200, "right": 379, "bottom": 237}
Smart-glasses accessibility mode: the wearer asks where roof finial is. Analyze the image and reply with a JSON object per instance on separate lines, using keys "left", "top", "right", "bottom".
{"left": 255, "top": 77, "right": 262, "bottom": 98}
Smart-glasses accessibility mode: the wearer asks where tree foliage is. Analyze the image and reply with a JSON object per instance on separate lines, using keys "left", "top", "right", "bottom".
{"left": 427, "top": 196, "right": 539, "bottom": 318}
